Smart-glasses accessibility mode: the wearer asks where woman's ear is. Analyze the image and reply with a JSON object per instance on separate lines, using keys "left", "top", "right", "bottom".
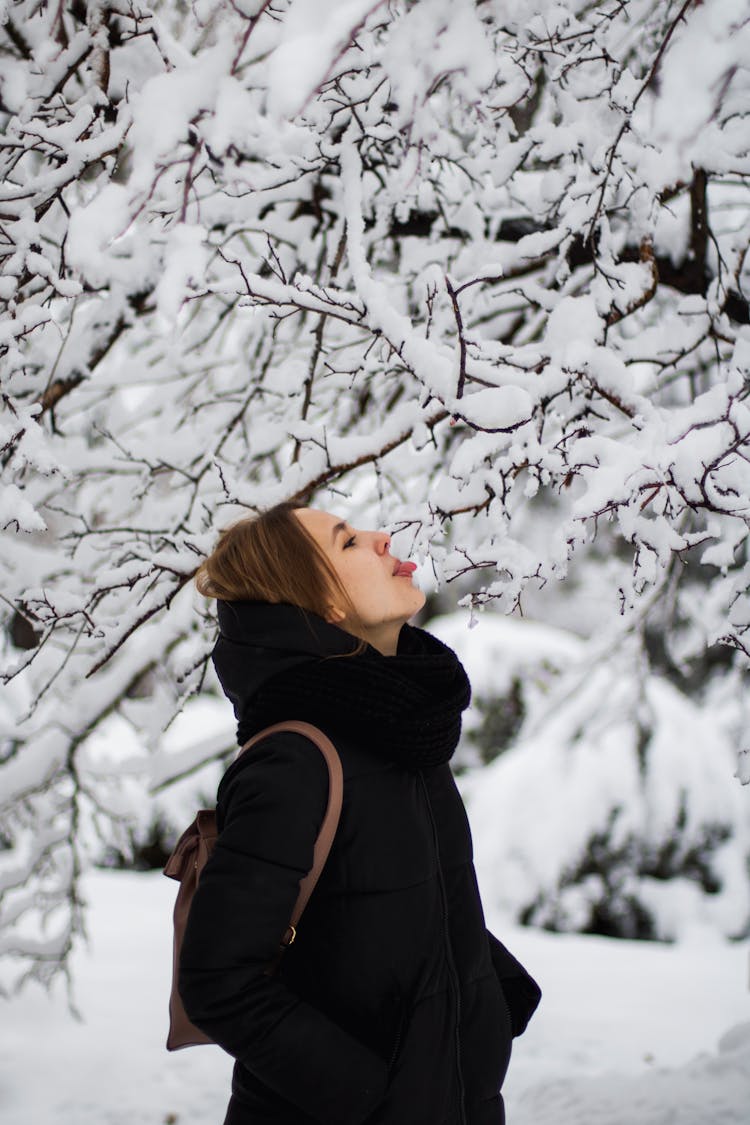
{"left": 325, "top": 605, "right": 346, "bottom": 624}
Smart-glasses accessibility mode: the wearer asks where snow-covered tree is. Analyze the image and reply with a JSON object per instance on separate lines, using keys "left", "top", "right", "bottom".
{"left": 2, "top": 0, "right": 749, "bottom": 984}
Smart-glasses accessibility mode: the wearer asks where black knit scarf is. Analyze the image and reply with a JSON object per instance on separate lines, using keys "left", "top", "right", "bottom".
{"left": 237, "top": 628, "right": 472, "bottom": 770}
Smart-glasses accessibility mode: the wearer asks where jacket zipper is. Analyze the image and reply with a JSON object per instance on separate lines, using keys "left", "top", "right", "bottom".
{"left": 498, "top": 984, "right": 512, "bottom": 1039}
{"left": 419, "top": 772, "right": 467, "bottom": 1125}
{"left": 388, "top": 1008, "right": 404, "bottom": 1072}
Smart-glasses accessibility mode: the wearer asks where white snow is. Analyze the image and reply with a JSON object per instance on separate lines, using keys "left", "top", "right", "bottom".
{"left": 267, "top": 0, "right": 383, "bottom": 119}
{"left": 0, "top": 869, "right": 747, "bottom": 1125}
{"left": 736, "top": 749, "right": 750, "bottom": 787}
{"left": 456, "top": 385, "right": 534, "bottom": 432}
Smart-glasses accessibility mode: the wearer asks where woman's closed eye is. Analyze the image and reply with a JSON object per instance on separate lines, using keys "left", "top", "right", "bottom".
{"left": 343, "top": 535, "right": 357, "bottom": 549}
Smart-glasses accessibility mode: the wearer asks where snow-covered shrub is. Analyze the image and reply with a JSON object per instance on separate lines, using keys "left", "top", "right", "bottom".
{"left": 445, "top": 613, "right": 750, "bottom": 941}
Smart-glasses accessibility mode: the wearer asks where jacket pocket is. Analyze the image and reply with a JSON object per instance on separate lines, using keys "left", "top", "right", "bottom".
{"left": 460, "top": 974, "right": 513, "bottom": 1101}
{"left": 486, "top": 929, "right": 542, "bottom": 1037}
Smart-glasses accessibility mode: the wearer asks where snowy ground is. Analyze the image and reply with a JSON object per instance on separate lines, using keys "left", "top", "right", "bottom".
{"left": 0, "top": 869, "right": 748, "bottom": 1125}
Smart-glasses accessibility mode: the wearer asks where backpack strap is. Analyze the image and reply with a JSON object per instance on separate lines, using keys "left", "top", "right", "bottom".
{"left": 238, "top": 720, "right": 343, "bottom": 948}
{"left": 163, "top": 720, "right": 343, "bottom": 1050}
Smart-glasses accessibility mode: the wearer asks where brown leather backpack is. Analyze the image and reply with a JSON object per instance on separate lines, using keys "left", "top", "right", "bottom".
{"left": 163, "top": 720, "right": 344, "bottom": 1051}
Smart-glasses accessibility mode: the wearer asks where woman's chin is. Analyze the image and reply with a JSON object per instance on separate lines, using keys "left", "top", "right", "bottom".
{"left": 409, "top": 588, "right": 427, "bottom": 615}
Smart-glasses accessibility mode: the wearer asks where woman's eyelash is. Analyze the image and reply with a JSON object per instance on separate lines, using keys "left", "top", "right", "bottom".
{"left": 343, "top": 535, "right": 356, "bottom": 549}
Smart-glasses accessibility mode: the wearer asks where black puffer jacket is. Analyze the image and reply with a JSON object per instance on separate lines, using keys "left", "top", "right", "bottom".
{"left": 179, "top": 602, "right": 540, "bottom": 1125}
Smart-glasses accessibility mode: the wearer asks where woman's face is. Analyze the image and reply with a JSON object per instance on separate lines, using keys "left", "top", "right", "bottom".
{"left": 294, "top": 508, "right": 426, "bottom": 655}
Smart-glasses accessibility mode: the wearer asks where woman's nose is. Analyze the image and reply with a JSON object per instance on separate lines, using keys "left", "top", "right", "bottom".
{"left": 374, "top": 531, "right": 391, "bottom": 554}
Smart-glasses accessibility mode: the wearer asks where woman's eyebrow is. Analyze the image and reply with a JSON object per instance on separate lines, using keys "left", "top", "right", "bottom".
{"left": 331, "top": 521, "right": 348, "bottom": 544}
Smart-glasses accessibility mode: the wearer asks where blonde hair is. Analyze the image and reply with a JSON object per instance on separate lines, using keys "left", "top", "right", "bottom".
{"left": 196, "top": 502, "right": 365, "bottom": 651}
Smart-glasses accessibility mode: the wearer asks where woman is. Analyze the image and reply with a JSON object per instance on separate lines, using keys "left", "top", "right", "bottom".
{"left": 179, "top": 503, "right": 541, "bottom": 1125}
